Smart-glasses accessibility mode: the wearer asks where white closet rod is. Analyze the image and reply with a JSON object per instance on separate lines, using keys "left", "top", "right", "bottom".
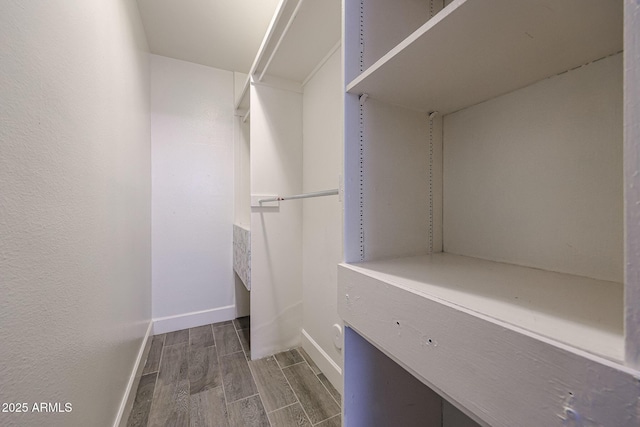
{"left": 258, "top": 0, "right": 306, "bottom": 81}
{"left": 259, "top": 189, "right": 338, "bottom": 204}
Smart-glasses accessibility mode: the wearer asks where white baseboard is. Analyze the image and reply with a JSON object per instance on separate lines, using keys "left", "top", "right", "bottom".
{"left": 153, "top": 305, "right": 236, "bottom": 334}
{"left": 113, "top": 321, "right": 153, "bottom": 427}
{"left": 301, "top": 329, "right": 343, "bottom": 394}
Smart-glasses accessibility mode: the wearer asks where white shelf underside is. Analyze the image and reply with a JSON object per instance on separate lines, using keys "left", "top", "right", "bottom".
{"left": 252, "top": 0, "right": 341, "bottom": 84}
{"left": 236, "top": 0, "right": 341, "bottom": 112}
{"left": 347, "top": 0, "right": 622, "bottom": 114}
{"left": 344, "top": 252, "right": 623, "bottom": 361}
{"left": 261, "top": 0, "right": 341, "bottom": 83}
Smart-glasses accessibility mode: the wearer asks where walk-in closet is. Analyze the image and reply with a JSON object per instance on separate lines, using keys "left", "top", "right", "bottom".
{"left": 3, "top": 0, "right": 640, "bottom": 426}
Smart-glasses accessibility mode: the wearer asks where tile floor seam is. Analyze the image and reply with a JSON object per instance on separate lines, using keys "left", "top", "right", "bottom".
{"left": 248, "top": 371, "right": 274, "bottom": 427}
{"left": 189, "top": 333, "right": 216, "bottom": 349}
{"left": 145, "top": 335, "right": 166, "bottom": 422}
{"left": 297, "top": 348, "right": 322, "bottom": 376}
{"left": 313, "top": 414, "right": 340, "bottom": 427}
{"left": 214, "top": 326, "right": 232, "bottom": 426}
{"left": 125, "top": 371, "right": 157, "bottom": 427}
{"left": 273, "top": 349, "right": 304, "bottom": 369}
{"left": 224, "top": 392, "right": 261, "bottom": 406}
{"left": 232, "top": 326, "right": 244, "bottom": 358}
{"left": 221, "top": 349, "right": 245, "bottom": 357}
{"left": 265, "top": 401, "right": 299, "bottom": 415}
{"left": 310, "top": 413, "right": 335, "bottom": 426}
{"left": 238, "top": 328, "right": 250, "bottom": 357}
{"left": 285, "top": 360, "right": 307, "bottom": 369}
{"left": 276, "top": 354, "right": 314, "bottom": 427}
{"left": 240, "top": 327, "right": 273, "bottom": 427}
{"left": 215, "top": 324, "right": 244, "bottom": 357}
{"left": 296, "top": 348, "right": 342, "bottom": 417}
{"left": 316, "top": 374, "right": 340, "bottom": 408}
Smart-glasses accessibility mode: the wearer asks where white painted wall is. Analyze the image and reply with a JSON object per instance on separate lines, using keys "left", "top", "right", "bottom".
{"left": 625, "top": 0, "right": 640, "bottom": 369}
{"left": 234, "top": 120, "right": 251, "bottom": 228}
{"left": 360, "top": 98, "right": 442, "bottom": 261}
{"left": 233, "top": 83, "right": 251, "bottom": 229}
{"left": 151, "top": 55, "right": 236, "bottom": 332}
{"left": 0, "top": 1, "right": 151, "bottom": 426}
{"left": 443, "top": 53, "right": 623, "bottom": 283}
{"left": 250, "top": 81, "right": 304, "bottom": 359}
{"left": 301, "top": 49, "right": 344, "bottom": 390}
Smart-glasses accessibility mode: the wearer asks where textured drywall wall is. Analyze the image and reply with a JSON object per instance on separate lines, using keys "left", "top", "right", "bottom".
{"left": 625, "top": 0, "right": 640, "bottom": 368}
{"left": 0, "top": 1, "right": 151, "bottom": 426}
{"left": 151, "top": 55, "right": 235, "bottom": 327}
{"left": 301, "top": 49, "right": 344, "bottom": 387}
{"left": 444, "top": 53, "right": 623, "bottom": 282}
{"left": 233, "top": 71, "right": 251, "bottom": 228}
{"left": 234, "top": 115, "right": 251, "bottom": 228}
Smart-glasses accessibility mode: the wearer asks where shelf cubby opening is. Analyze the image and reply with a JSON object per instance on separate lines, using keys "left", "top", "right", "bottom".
{"left": 345, "top": 13, "right": 624, "bottom": 360}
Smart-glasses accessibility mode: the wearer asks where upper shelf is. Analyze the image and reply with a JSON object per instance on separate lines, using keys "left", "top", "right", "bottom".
{"left": 235, "top": 0, "right": 341, "bottom": 112}
{"left": 341, "top": 252, "right": 623, "bottom": 362}
{"left": 346, "top": 0, "right": 622, "bottom": 114}
{"left": 235, "top": 75, "right": 251, "bottom": 111}
{"left": 253, "top": 0, "right": 341, "bottom": 84}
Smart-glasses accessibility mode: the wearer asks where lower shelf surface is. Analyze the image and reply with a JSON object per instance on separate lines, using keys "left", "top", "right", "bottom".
{"left": 338, "top": 254, "right": 638, "bottom": 426}
{"left": 343, "top": 252, "right": 622, "bottom": 361}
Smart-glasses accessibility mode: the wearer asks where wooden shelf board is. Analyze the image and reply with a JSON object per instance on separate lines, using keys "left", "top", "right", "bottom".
{"left": 255, "top": 0, "right": 341, "bottom": 84}
{"left": 342, "top": 252, "right": 623, "bottom": 361}
{"left": 235, "top": 76, "right": 250, "bottom": 111}
{"left": 347, "top": 0, "right": 622, "bottom": 114}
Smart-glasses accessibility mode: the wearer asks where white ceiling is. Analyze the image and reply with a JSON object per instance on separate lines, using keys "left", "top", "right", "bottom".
{"left": 136, "top": 0, "right": 281, "bottom": 73}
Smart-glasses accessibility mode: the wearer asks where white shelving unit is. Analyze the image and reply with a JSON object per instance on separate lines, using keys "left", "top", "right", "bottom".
{"left": 340, "top": 1, "right": 640, "bottom": 426}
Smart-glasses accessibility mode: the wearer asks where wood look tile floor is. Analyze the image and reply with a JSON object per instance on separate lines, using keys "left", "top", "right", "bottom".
{"left": 127, "top": 317, "right": 341, "bottom": 427}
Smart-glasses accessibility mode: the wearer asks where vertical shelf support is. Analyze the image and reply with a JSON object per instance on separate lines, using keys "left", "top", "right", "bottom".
{"left": 358, "top": 93, "right": 369, "bottom": 261}
{"left": 359, "top": 0, "right": 364, "bottom": 73}
{"left": 358, "top": 0, "right": 365, "bottom": 261}
{"left": 428, "top": 111, "right": 439, "bottom": 254}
